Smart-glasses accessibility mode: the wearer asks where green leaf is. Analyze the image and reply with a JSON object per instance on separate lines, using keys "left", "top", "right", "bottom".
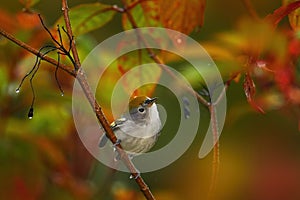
{"left": 55, "top": 3, "right": 116, "bottom": 36}
{"left": 122, "top": 0, "right": 161, "bottom": 30}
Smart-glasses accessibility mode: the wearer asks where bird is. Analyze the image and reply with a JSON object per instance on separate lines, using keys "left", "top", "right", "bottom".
{"left": 99, "top": 96, "right": 162, "bottom": 156}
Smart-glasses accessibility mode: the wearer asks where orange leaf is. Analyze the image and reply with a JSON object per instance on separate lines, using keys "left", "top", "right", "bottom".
{"left": 159, "top": 0, "right": 206, "bottom": 34}
{"left": 243, "top": 73, "right": 265, "bottom": 114}
{"left": 16, "top": 11, "right": 40, "bottom": 29}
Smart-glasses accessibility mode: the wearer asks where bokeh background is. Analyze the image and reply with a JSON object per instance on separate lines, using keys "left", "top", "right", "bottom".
{"left": 1, "top": 0, "right": 300, "bottom": 200}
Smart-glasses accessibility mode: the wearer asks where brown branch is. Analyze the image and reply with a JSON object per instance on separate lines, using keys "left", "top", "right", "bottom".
{"left": 61, "top": 0, "right": 81, "bottom": 70}
{"left": 75, "top": 70, "right": 154, "bottom": 200}
{"left": 0, "top": 28, "right": 75, "bottom": 77}
{"left": 60, "top": 1, "right": 156, "bottom": 199}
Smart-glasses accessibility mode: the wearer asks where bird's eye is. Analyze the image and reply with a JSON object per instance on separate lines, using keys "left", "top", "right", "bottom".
{"left": 138, "top": 107, "right": 145, "bottom": 113}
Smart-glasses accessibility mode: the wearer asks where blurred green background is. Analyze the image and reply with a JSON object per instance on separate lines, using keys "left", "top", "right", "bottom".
{"left": 1, "top": 0, "right": 300, "bottom": 200}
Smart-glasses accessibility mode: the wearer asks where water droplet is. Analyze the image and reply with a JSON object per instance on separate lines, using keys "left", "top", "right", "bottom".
{"left": 15, "top": 89, "right": 20, "bottom": 93}
{"left": 129, "top": 175, "right": 134, "bottom": 179}
{"left": 176, "top": 38, "right": 182, "bottom": 44}
{"left": 28, "top": 107, "right": 34, "bottom": 119}
{"left": 61, "top": 93, "right": 64, "bottom": 97}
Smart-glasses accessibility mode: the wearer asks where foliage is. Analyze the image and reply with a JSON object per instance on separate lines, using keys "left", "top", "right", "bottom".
{"left": 1, "top": 0, "right": 300, "bottom": 199}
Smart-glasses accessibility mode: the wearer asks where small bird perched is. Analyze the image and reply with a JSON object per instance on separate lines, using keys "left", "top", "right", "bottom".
{"left": 99, "top": 96, "right": 162, "bottom": 156}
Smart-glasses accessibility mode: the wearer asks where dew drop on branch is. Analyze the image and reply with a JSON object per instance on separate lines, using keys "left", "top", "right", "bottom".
{"left": 28, "top": 107, "right": 34, "bottom": 119}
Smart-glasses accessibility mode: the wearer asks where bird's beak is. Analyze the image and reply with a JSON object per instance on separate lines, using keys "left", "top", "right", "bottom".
{"left": 143, "top": 97, "right": 158, "bottom": 107}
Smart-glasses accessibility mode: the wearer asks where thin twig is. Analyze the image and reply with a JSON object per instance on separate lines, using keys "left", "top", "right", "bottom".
{"left": 55, "top": 52, "right": 65, "bottom": 96}
{"left": 60, "top": 1, "right": 156, "bottom": 199}
{"left": 0, "top": 28, "right": 75, "bottom": 77}
{"left": 38, "top": 14, "right": 76, "bottom": 68}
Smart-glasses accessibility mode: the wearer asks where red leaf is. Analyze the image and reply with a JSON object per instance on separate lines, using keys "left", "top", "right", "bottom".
{"left": 13, "top": 177, "right": 31, "bottom": 199}
{"left": 288, "top": 38, "right": 300, "bottom": 57}
{"left": 274, "top": 66, "right": 295, "bottom": 101}
{"left": 265, "top": 1, "right": 300, "bottom": 28}
{"left": 243, "top": 73, "right": 265, "bottom": 114}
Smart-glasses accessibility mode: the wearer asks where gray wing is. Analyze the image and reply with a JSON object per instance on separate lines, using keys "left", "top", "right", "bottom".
{"left": 98, "top": 118, "right": 127, "bottom": 148}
